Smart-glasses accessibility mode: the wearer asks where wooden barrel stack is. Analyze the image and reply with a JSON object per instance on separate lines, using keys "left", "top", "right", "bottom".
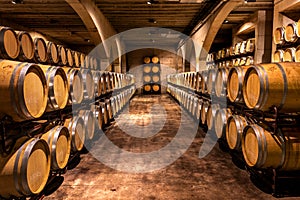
{"left": 143, "top": 56, "right": 161, "bottom": 94}
{"left": 0, "top": 26, "right": 137, "bottom": 199}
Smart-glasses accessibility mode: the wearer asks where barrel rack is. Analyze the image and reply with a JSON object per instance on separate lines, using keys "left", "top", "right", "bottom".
{"left": 167, "top": 77, "right": 300, "bottom": 198}
{"left": 0, "top": 82, "right": 136, "bottom": 200}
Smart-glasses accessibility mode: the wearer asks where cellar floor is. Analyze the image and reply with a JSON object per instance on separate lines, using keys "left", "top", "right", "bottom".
{"left": 45, "top": 94, "right": 296, "bottom": 200}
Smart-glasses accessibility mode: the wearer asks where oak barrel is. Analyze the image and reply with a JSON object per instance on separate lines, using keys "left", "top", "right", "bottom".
{"left": 215, "top": 67, "right": 228, "bottom": 98}
{"left": 0, "top": 60, "right": 47, "bottom": 121}
{"left": 274, "top": 27, "right": 285, "bottom": 45}
{"left": 46, "top": 42, "right": 59, "bottom": 64}
{"left": 0, "top": 27, "right": 20, "bottom": 59}
{"left": 296, "top": 45, "right": 300, "bottom": 62}
{"left": 91, "top": 71, "right": 100, "bottom": 97}
{"left": 105, "top": 99, "right": 113, "bottom": 120}
{"left": 283, "top": 47, "right": 296, "bottom": 62}
{"left": 80, "top": 53, "right": 86, "bottom": 68}
{"left": 152, "top": 84, "right": 160, "bottom": 92}
{"left": 245, "top": 56, "right": 254, "bottom": 66}
{"left": 152, "top": 65, "right": 160, "bottom": 73}
{"left": 144, "top": 56, "right": 151, "bottom": 64}
{"left": 33, "top": 37, "right": 47, "bottom": 63}
{"left": 273, "top": 49, "right": 284, "bottom": 62}
{"left": 73, "top": 51, "right": 80, "bottom": 68}
{"left": 80, "top": 69, "right": 95, "bottom": 101}
{"left": 144, "top": 84, "right": 151, "bottom": 92}
{"left": 100, "top": 102, "right": 109, "bottom": 125}
{"left": 227, "top": 65, "right": 250, "bottom": 103}
{"left": 284, "top": 23, "right": 298, "bottom": 43}
{"left": 64, "top": 116, "right": 85, "bottom": 152}
{"left": 66, "top": 48, "right": 74, "bottom": 67}
{"left": 243, "top": 63, "right": 300, "bottom": 112}
{"left": 152, "top": 56, "right": 159, "bottom": 64}
{"left": 63, "top": 68, "right": 84, "bottom": 105}
{"left": 57, "top": 45, "right": 67, "bottom": 66}
{"left": 41, "top": 126, "right": 70, "bottom": 170}
{"left": 246, "top": 38, "right": 255, "bottom": 53}
{"left": 144, "top": 75, "right": 151, "bottom": 82}
{"left": 144, "top": 65, "right": 151, "bottom": 73}
{"left": 79, "top": 110, "right": 95, "bottom": 141}
{"left": 226, "top": 115, "right": 248, "bottom": 150}
{"left": 206, "top": 104, "right": 220, "bottom": 131}
{"left": 200, "top": 101, "right": 210, "bottom": 125}
{"left": 16, "top": 31, "right": 34, "bottom": 61}
{"left": 152, "top": 75, "right": 160, "bottom": 83}
{"left": 206, "top": 68, "right": 217, "bottom": 95}
{"left": 234, "top": 42, "right": 242, "bottom": 55}
{"left": 0, "top": 137, "right": 50, "bottom": 198}
{"left": 40, "top": 65, "right": 69, "bottom": 111}
{"left": 239, "top": 40, "right": 247, "bottom": 55}
{"left": 215, "top": 108, "right": 231, "bottom": 139}
{"left": 242, "top": 124, "right": 300, "bottom": 170}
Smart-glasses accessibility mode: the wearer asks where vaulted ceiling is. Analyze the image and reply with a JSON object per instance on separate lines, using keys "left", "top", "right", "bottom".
{"left": 0, "top": 0, "right": 274, "bottom": 52}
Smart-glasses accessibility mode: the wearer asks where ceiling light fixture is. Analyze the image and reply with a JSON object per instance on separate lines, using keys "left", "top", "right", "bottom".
{"left": 147, "top": 0, "right": 159, "bottom": 5}
{"left": 224, "top": 20, "right": 229, "bottom": 24}
{"left": 11, "top": 0, "right": 23, "bottom": 4}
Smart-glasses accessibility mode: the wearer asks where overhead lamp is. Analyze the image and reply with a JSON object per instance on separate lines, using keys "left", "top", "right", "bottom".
{"left": 147, "top": 0, "right": 159, "bottom": 4}
{"left": 224, "top": 20, "right": 229, "bottom": 24}
{"left": 147, "top": 0, "right": 152, "bottom": 4}
{"left": 11, "top": 0, "right": 23, "bottom": 4}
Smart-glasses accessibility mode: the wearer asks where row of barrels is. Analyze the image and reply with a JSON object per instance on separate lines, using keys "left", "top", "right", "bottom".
{"left": 213, "top": 56, "right": 254, "bottom": 69}
{"left": 0, "top": 59, "right": 135, "bottom": 122}
{"left": 0, "top": 85, "right": 136, "bottom": 199}
{"left": 0, "top": 26, "right": 98, "bottom": 68}
{"left": 206, "top": 38, "right": 255, "bottom": 62}
{"left": 273, "top": 47, "right": 300, "bottom": 62}
{"left": 168, "top": 82, "right": 300, "bottom": 172}
{"left": 143, "top": 56, "right": 160, "bottom": 64}
{"left": 169, "top": 62, "right": 300, "bottom": 113}
{"left": 274, "top": 20, "right": 300, "bottom": 44}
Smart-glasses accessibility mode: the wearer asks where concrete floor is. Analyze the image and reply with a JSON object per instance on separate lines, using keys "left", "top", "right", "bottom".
{"left": 45, "top": 95, "right": 298, "bottom": 200}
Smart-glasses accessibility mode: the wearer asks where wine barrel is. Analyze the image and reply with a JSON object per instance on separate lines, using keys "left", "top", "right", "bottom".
{"left": 274, "top": 27, "right": 285, "bottom": 45}
{"left": 234, "top": 42, "right": 242, "bottom": 55}
{"left": 57, "top": 45, "right": 67, "bottom": 66}
{"left": 206, "top": 104, "right": 220, "bottom": 131}
{"left": 239, "top": 57, "right": 247, "bottom": 66}
{"left": 225, "top": 48, "right": 230, "bottom": 58}
{"left": 144, "top": 56, "right": 151, "bottom": 64}
{"left": 234, "top": 58, "right": 240, "bottom": 67}
{"left": 16, "top": 31, "right": 34, "bottom": 61}
{"left": 73, "top": 51, "right": 80, "bottom": 68}
{"left": 105, "top": 99, "right": 113, "bottom": 120}
{"left": 105, "top": 72, "right": 113, "bottom": 93}
{"left": 0, "top": 60, "right": 47, "bottom": 121}
{"left": 40, "top": 65, "right": 69, "bottom": 111}
{"left": 245, "top": 56, "right": 254, "bottom": 66}
{"left": 0, "top": 137, "right": 50, "bottom": 198}
{"left": 99, "top": 72, "right": 107, "bottom": 95}
{"left": 110, "top": 96, "right": 117, "bottom": 116}
{"left": 144, "top": 75, "right": 151, "bottom": 82}
{"left": 242, "top": 124, "right": 300, "bottom": 170}
{"left": 296, "top": 45, "right": 300, "bottom": 62}
{"left": 243, "top": 63, "right": 300, "bottom": 112}
{"left": 79, "top": 110, "right": 95, "bottom": 141}
{"left": 239, "top": 40, "right": 247, "bottom": 55}
{"left": 152, "top": 84, "right": 160, "bottom": 92}
{"left": 0, "top": 27, "right": 20, "bottom": 59}
{"left": 33, "top": 37, "right": 47, "bottom": 63}
{"left": 246, "top": 38, "right": 255, "bottom": 53}
{"left": 64, "top": 116, "right": 85, "bottom": 152}
{"left": 273, "top": 49, "right": 284, "bottom": 62}
{"left": 91, "top": 71, "right": 100, "bottom": 97}
{"left": 92, "top": 104, "right": 103, "bottom": 130}
{"left": 195, "top": 72, "right": 203, "bottom": 93}
{"left": 152, "top": 56, "right": 159, "bottom": 64}
{"left": 227, "top": 66, "right": 250, "bottom": 103}
{"left": 152, "top": 75, "right": 160, "bottom": 83}
{"left": 80, "top": 69, "right": 95, "bottom": 101}
{"left": 46, "top": 42, "right": 59, "bottom": 64}
{"left": 80, "top": 53, "right": 86, "bottom": 68}
{"left": 200, "top": 70, "right": 208, "bottom": 94}
{"left": 100, "top": 102, "right": 109, "bottom": 125}
{"left": 206, "top": 68, "right": 217, "bottom": 95}
{"left": 41, "top": 126, "right": 70, "bottom": 170}
{"left": 283, "top": 47, "right": 296, "bottom": 62}
{"left": 215, "top": 67, "right": 228, "bottom": 98}
{"left": 144, "top": 65, "right": 151, "bottom": 73}
{"left": 66, "top": 48, "right": 74, "bottom": 67}
{"left": 284, "top": 23, "right": 298, "bottom": 43}
{"left": 195, "top": 98, "right": 203, "bottom": 120}
{"left": 63, "top": 68, "right": 84, "bottom": 105}
{"left": 200, "top": 101, "right": 210, "bottom": 125}
{"left": 229, "top": 46, "right": 235, "bottom": 56}
{"left": 215, "top": 108, "right": 231, "bottom": 139}
{"left": 144, "top": 85, "right": 151, "bottom": 92}
{"left": 226, "top": 115, "right": 248, "bottom": 150}
{"left": 152, "top": 65, "right": 160, "bottom": 73}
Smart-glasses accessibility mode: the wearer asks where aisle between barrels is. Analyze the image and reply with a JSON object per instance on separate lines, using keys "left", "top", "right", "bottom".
{"left": 45, "top": 95, "right": 283, "bottom": 200}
